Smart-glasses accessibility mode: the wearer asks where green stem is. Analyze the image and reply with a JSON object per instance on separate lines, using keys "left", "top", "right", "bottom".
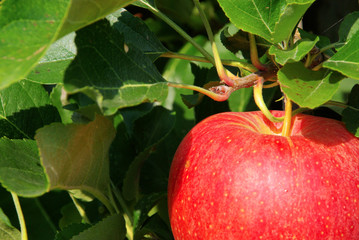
{"left": 69, "top": 193, "right": 91, "bottom": 224}
{"left": 110, "top": 182, "right": 134, "bottom": 240}
{"left": 192, "top": 0, "right": 239, "bottom": 86}
{"left": 34, "top": 199, "right": 57, "bottom": 233}
{"left": 11, "top": 192, "right": 27, "bottom": 240}
{"left": 253, "top": 77, "right": 284, "bottom": 122}
{"left": 249, "top": 33, "right": 267, "bottom": 71}
{"left": 143, "top": 2, "right": 214, "bottom": 65}
{"left": 160, "top": 52, "right": 257, "bottom": 72}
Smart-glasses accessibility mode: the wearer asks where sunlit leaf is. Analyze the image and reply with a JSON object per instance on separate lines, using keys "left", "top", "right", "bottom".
{"left": 278, "top": 62, "right": 342, "bottom": 108}
{"left": 268, "top": 37, "right": 319, "bottom": 65}
{"left": 323, "top": 32, "right": 359, "bottom": 80}
{"left": 217, "top": 0, "right": 315, "bottom": 43}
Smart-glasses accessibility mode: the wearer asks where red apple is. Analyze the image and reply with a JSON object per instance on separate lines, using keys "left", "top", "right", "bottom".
{"left": 168, "top": 111, "right": 359, "bottom": 239}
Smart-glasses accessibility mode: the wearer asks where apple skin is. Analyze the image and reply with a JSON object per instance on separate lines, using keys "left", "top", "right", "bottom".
{"left": 168, "top": 111, "right": 359, "bottom": 239}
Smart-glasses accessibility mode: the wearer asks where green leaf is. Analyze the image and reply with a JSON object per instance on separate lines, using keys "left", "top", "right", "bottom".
{"left": 71, "top": 214, "right": 126, "bottom": 240}
{"left": 0, "top": 80, "right": 61, "bottom": 139}
{"left": 278, "top": 62, "right": 342, "bottom": 108}
{"left": 109, "top": 9, "right": 167, "bottom": 61}
{"left": 0, "top": 218, "right": 20, "bottom": 240}
{"left": 64, "top": 19, "right": 168, "bottom": 115}
{"left": 35, "top": 115, "right": 115, "bottom": 203}
{"left": 0, "top": 0, "right": 135, "bottom": 89}
{"left": 217, "top": 0, "right": 315, "bottom": 43}
{"left": 25, "top": 33, "right": 76, "bottom": 85}
{"left": 323, "top": 32, "right": 359, "bottom": 80}
{"left": 0, "top": 139, "right": 48, "bottom": 197}
{"left": 268, "top": 37, "right": 319, "bottom": 65}
{"left": 338, "top": 11, "right": 359, "bottom": 43}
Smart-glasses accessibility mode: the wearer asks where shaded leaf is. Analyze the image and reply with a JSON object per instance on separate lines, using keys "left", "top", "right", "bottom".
{"left": 342, "top": 84, "right": 359, "bottom": 137}
{"left": 278, "top": 62, "right": 342, "bottom": 108}
{"left": 55, "top": 223, "right": 91, "bottom": 240}
{"left": 0, "top": 80, "right": 61, "bottom": 139}
{"left": 268, "top": 37, "right": 319, "bottom": 65}
{"left": 71, "top": 214, "right": 126, "bottom": 240}
{"left": 298, "top": 29, "right": 335, "bottom": 57}
{"left": 338, "top": 11, "right": 359, "bottom": 43}
{"left": 35, "top": 115, "right": 115, "bottom": 202}
{"left": 217, "top": 0, "right": 315, "bottom": 43}
{"left": 59, "top": 204, "right": 83, "bottom": 230}
{"left": 64, "top": 19, "right": 168, "bottom": 115}
{"left": 109, "top": 9, "right": 167, "bottom": 61}
{"left": 0, "top": 139, "right": 48, "bottom": 197}
{"left": 122, "top": 107, "right": 175, "bottom": 201}
{"left": 323, "top": 32, "right": 359, "bottom": 80}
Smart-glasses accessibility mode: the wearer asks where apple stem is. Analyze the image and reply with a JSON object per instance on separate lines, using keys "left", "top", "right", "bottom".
{"left": 253, "top": 77, "right": 284, "bottom": 122}
{"left": 281, "top": 96, "right": 293, "bottom": 137}
{"left": 167, "top": 82, "right": 232, "bottom": 101}
{"left": 249, "top": 33, "right": 267, "bottom": 71}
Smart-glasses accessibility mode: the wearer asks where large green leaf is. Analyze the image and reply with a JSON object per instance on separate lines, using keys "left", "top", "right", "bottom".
{"left": 0, "top": 80, "right": 61, "bottom": 139}
{"left": 323, "top": 32, "right": 359, "bottom": 80}
{"left": 0, "top": 0, "right": 135, "bottom": 89}
{"left": 268, "top": 37, "right": 319, "bottom": 65}
{"left": 64, "top": 19, "right": 168, "bottom": 115}
{"left": 217, "top": 0, "right": 314, "bottom": 43}
{"left": 35, "top": 115, "right": 115, "bottom": 204}
{"left": 0, "top": 139, "right": 48, "bottom": 197}
{"left": 278, "top": 62, "right": 342, "bottom": 108}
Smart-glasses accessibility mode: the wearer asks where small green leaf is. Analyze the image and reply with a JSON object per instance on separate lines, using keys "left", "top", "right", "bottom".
{"left": 278, "top": 62, "right": 342, "bottom": 108}
{"left": 55, "top": 223, "right": 91, "bottom": 240}
{"left": 71, "top": 214, "right": 126, "bottom": 240}
{"left": 268, "top": 37, "right": 319, "bottom": 65}
{"left": 35, "top": 115, "right": 115, "bottom": 202}
{"left": 64, "top": 19, "right": 168, "bottom": 115}
{"left": 0, "top": 217, "right": 20, "bottom": 240}
{"left": 217, "top": 0, "right": 315, "bottom": 43}
{"left": 323, "top": 32, "right": 359, "bottom": 80}
{"left": 0, "top": 139, "right": 48, "bottom": 197}
{"left": 59, "top": 204, "right": 83, "bottom": 230}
